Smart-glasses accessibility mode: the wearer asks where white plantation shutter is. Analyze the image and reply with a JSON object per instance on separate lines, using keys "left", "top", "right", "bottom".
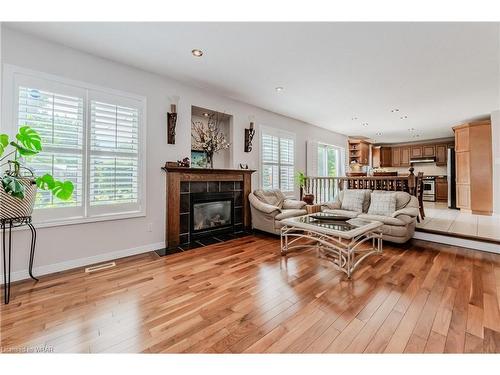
{"left": 17, "top": 85, "right": 84, "bottom": 213}
{"left": 89, "top": 96, "right": 142, "bottom": 213}
{"left": 9, "top": 67, "right": 145, "bottom": 224}
{"left": 261, "top": 128, "right": 295, "bottom": 193}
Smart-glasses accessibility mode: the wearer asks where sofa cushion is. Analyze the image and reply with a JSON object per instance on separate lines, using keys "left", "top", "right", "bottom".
{"left": 341, "top": 189, "right": 367, "bottom": 213}
{"left": 322, "top": 208, "right": 360, "bottom": 219}
{"left": 368, "top": 191, "right": 397, "bottom": 216}
{"left": 275, "top": 208, "right": 307, "bottom": 221}
{"left": 253, "top": 189, "right": 286, "bottom": 208}
{"left": 358, "top": 213, "right": 407, "bottom": 226}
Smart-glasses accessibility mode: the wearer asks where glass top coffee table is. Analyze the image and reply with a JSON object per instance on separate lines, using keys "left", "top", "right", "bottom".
{"left": 280, "top": 213, "right": 383, "bottom": 278}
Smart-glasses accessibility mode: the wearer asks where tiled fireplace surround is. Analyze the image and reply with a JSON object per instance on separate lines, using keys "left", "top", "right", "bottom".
{"left": 162, "top": 165, "right": 255, "bottom": 249}
{"left": 179, "top": 180, "right": 244, "bottom": 245}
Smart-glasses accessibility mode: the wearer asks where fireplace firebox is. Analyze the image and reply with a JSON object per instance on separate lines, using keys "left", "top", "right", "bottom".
{"left": 190, "top": 192, "right": 235, "bottom": 240}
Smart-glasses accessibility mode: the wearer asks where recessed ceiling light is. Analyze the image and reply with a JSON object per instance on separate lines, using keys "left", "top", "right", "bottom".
{"left": 192, "top": 49, "right": 203, "bottom": 57}
{"left": 362, "top": 122, "right": 369, "bottom": 126}
{"left": 376, "top": 132, "right": 382, "bottom": 136}
{"left": 351, "top": 116, "right": 358, "bottom": 121}
{"left": 400, "top": 115, "right": 408, "bottom": 120}
{"left": 391, "top": 109, "right": 400, "bottom": 113}
{"left": 275, "top": 87, "right": 284, "bottom": 93}
{"left": 408, "top": 128, "right": 415, "bottom": 132}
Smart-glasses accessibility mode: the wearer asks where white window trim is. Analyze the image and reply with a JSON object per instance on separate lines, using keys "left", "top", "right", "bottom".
{"left": 1, "top": 64, "right": 147, "bottom": 228}
{"left": 259, "top": 125, "right": 296, "bottom": 196}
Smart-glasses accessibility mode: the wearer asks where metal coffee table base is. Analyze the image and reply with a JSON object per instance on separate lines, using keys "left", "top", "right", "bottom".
{"left": 280, "top": 226, "right": 383, "bottom": 278}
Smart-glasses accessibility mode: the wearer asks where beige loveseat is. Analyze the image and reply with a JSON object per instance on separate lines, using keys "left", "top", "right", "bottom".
{"left": 249, "top": 189, "right": 307, "bottom": 234}
{"left": 322, "top": 190, "right": 419, "bottom": 243}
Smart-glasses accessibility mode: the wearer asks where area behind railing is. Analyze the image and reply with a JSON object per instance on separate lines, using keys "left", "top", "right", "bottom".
{"left": 304, "top": 168, "right": 418, "bottom": 204}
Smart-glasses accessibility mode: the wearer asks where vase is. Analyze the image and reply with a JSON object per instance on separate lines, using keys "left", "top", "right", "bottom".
{"left": 0, "top": 178, "right": 38, "bottom": 220}
{"left": 205, "top": 152, "right": 214, "bottom": 168}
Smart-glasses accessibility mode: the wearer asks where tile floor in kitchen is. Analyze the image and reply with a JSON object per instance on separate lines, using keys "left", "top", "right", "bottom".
{"left": 416, "top": 201, "right": 500, "bottom": 242}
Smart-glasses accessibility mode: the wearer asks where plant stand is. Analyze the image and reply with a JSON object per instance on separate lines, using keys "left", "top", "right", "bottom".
{"left": 1, "top": 216, "right": 38, "bottom": 304}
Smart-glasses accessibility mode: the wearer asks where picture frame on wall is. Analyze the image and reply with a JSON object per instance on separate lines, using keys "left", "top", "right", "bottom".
{"left": 190, "top": 150, "right": 207, "bottom": 168}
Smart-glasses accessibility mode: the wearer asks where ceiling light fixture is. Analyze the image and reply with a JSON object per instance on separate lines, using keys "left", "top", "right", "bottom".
{"left": 351, "top": 117, "right": 358, "bottom": 121}
{"left": 192, "top": 49, "right": 203, "bottom": 57}
{"left": 362, "top": 122, "right": 369, "bottom": 126}
{"left": 400, "top": 115, "right": 408, "bottom": 120}
{"left": 275, "top": 87, "right": 284, "bottom": 93}
{"left": 391, "top": 109, "right": 400, "bottom": 113}
{"left": 408, "top": 128, "right": 415, "bottom": 132}
{"left": 376, "top": 132, "right": 382, "bottom": 136}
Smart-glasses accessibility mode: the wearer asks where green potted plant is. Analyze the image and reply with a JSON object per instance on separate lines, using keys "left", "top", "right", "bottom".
{"left": 295, "top": 171, "right": 314, "bottom": 204}
{"left": 0, "top": 126, "right": 74, "bottom": 220}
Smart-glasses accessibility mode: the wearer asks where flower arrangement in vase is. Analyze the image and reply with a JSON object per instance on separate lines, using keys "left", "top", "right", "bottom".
{"left": 191, "top": 113, "right": 230, "bottom": 168}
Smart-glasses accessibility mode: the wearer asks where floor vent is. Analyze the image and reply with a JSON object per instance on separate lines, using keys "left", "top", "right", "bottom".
{"left": 85, "top": 262, "right": 116, "bottom": 273}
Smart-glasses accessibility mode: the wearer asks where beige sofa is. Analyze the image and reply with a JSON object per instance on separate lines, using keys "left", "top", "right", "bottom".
{"left": 249, "top": 189, "right": 307, "bottom": 234}
{"left": 322, "top": 190, "right": 419, "bottom": 243}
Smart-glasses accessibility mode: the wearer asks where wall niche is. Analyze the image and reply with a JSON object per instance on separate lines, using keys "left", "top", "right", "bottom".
{"left": 191, "top": 106, "right": 233, "bottom": 169}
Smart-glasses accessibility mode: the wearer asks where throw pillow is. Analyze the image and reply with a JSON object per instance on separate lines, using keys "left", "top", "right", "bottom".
{"left": 368, "top": 191, "right": 397, "bottom": 216}
{"left": 341, "top": 189, "right": 366, "bottom": 213}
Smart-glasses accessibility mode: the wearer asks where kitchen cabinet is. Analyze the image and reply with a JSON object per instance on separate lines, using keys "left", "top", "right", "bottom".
{"left": 453, "top": 120, "right": 492, "bottom": 215}
{"left": 391, "top": 147, "right": 401, "bottom": 167}
{"left": 435, "top": 144, "right": 447, "bottom": 166}
{"left": 400, "top": 146, "right": 410, "bottom": 166}
{"left": 423, "top": 145, "right": 435, "bottom": 157}
{"left": 372, "top": 147, "right": 381, "bottom": 168}
{"left": 411, "top": 146, "right": 423, "bottom": 158}
{"left": 380, "top": 147, "right": 392, "bottom": 167}
{"left": 436, "top": 177, "right": 448, "bottom": 202}
{"left": 348, "top": 139, "right": 370, "bottom": 165}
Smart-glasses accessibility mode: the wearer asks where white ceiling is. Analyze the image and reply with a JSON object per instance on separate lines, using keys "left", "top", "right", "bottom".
{"left": 6, "top": 22, "right": 500, "bottom": 142}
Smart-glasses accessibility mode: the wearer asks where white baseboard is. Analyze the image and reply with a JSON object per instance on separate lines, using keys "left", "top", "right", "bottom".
{"left": 1, "top": 241, "right": 164, "bottom": 284}
{"left": 413, "top": 232, "right": 500, "bottom": 254}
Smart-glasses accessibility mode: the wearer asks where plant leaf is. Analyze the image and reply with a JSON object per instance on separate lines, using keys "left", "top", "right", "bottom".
{"left": 0, "top": 134, "right": 8, "bottom": 157}
{"left": 1, "top": 175, "right": 25, "bottom": 199}
{"left": 10, "top": 141, "right": 40, "bottom": 156}
{"left": 51, "top": 180, "right": 74, "bottom": 201}
{"left": 36, "top": 174, "right": 56, "bottom": 190}
{"left": 16, "top": 126, "right": 42, "bottom": 154}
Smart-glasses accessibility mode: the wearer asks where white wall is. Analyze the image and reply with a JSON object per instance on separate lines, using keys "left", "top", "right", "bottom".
{"left": 0, "top": 27, "right": 347, "bottom": 279}
{"left": 492, "top": 110, "right": 500, "bottom": 215}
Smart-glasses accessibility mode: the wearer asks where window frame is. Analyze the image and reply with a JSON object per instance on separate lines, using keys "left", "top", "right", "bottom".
{"left": 317, "top": 142, "right": 343, "bottom": 178}
{"left": 259, "top": 125, "right": 296, "bottom": 195}
{"left": 2, "top": 64, "right": 147, "bottom": 228}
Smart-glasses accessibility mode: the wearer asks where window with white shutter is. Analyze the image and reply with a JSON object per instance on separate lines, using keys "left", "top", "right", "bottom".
{"left": 260, "top": 127, "right": 295, "bottom": 193}
{"left": 8, "top": 66, "right": 145, "bottom": 225}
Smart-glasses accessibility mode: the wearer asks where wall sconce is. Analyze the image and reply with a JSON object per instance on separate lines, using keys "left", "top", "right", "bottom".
{"left": 167, "top": 95, "right": 179, "bottom": 144}
{"left": 244, "top": 116, "right": 256, "bottom": 152}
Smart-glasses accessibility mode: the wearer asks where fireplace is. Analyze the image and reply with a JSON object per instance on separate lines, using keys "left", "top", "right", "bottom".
{"left": 162, "top": 165, "right": 255, "bottom": 248}
{"left": 190, "top": 192, "right": 234, "bottom": 240}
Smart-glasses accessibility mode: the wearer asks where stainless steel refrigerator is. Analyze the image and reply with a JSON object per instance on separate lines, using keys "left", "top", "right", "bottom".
{"left": 447, "top": 147, "right": 457, "bottom": 209}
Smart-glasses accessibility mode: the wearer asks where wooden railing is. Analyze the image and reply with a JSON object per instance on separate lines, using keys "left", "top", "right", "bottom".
{"left": 304, "top": 168, "right": 417, "bottom": 204}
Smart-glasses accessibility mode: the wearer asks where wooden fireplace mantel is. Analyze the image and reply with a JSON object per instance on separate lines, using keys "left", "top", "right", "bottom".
{"left": 162, "top": 164, "right": 256, "bottom": 248}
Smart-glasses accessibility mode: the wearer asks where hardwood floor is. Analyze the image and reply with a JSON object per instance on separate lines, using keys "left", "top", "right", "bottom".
{"left": 1, "top": 234, "right": 500, "bottom": 353}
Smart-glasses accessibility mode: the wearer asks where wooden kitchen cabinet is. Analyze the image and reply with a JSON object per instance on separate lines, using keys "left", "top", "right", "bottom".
{"left": 453, "top": 120, "right": 492, "bottom": 215}
{"left": 435, "top": 144, "right": 447, "bottom": 166}
{"left": 348, "top": 139, "right": 370, "bottom": 165}
{"left": 411, "top": 146, "right": 423, "bottom": 158}
{"left": 435, "top": 177, "right": 448, "bottom": 202}
{"left": 391, "top": 147, "right": 401, "bottom": 167}
{"left": 380, "top": 147, "right": 392, "bottom": 167}
{"left": 423, "top": 145, "right": 435, "bottom": 157}
{"left": 400, "top": 146, "right": 410, "bottom": 166}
